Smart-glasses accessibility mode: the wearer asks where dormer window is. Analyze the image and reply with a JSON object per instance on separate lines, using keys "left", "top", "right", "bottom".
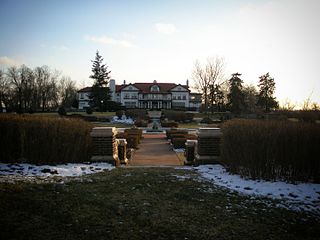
{"left": 129, "top": 86, "right": 133, "bottom": 90}
{"left": 151, "top": 85, "right": 160, "bottom": 92}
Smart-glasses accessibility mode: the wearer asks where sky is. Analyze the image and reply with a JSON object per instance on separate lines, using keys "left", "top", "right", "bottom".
{"left": 0, "top": 0, "right": 319, "bottom": 106}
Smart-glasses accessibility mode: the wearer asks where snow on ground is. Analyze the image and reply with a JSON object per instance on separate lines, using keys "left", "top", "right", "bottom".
{"left": 111, "top": 116, "right": 134, "bottom": 124}
{"left": 192, "top": 164, "right": 320, "bottom": 215}
{"left": 0, "top": 162, "right": 114, "bottom": 177}
{"left": 173, "top": 148, "right": 185, "bottom": 153}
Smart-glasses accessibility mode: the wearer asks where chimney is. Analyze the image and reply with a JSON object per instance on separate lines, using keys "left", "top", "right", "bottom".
{"left": 123, "top": 80, "right": 126, "bottom": 85}
{"left": 186, "top": 79, "right": 189, "bottom": 87}
{"left": 109, "top": 79, "right": 116, "bottom": 101}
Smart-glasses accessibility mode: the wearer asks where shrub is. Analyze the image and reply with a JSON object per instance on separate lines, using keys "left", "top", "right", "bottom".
{"left": 125, "top": 110, "right": 137, "bottom": 119}
{"left": 185, "top": 112, "right": 195, "bottom": 122}
{"left": 166, "top": 129, "right": 188, "bottom": 139}
{"left": 0, "top": 114, "right": 93, "bottom": 164}
{"left": 58, "top": 106, "right": 67, "bottom": 116}
{"left": 172, "top": 138, "right": 187, "bottom": 149}
{"left": 86, "top": 107, "right": 93, "bottom": 114}
{"left": 116, "top": 110, "right": 124, "bottom": 118}
{"left": 221, "top": 119, "right": 320, "bottom": 183}
{"left": 135, "top": 119, "right": 148, "bottom": 127}
{"left": 200, "top": 117, "right": 213, "bottom": 124}
{"left": 161, "top": 121, "right": 178, "bottom": 128}
{"left": 162, "top": 110, "right": 187, "bottom": 122}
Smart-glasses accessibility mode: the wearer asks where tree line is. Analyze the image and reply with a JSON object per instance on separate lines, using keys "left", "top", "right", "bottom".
{"left": 0, "top": 65, "right": 78, "bottom": 113}
{"left": 193, "top": 57, "right": 279, "bottom": 114}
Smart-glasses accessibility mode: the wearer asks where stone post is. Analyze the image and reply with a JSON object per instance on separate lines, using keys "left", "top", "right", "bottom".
{"left": 90, "top": 127, "right": 120, "bottom": 166}
{"left": 117, "top": 138, "right": 128, "bottom": 164}
{"left": 184, "top": 139, "right": 197, "bottom": 165}
{"left": 195, "top": 128, "right": 222, "bottom": 165}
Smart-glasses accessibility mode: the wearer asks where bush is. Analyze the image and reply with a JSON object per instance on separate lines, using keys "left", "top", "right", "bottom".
{"left": 125, "top": 110, "right": 137, "bottom": 120}
{"left": 86, "top": 107, "right": 93, "bottom": 114}
{"left": 116, "top": 110, "right": 124, "bottom": 118}
{"left": 162, "top": 110, "right": 188, "bottom": 122}
{"left": 172, "top": 138, "right": 187, "bottom": 149}
{"left": 58, "top": 106, "right": 67, "bottom": 116}
{"left": 135, "top": 118, "right": 148, "bottom": 127}
{"left": 161, "top": 121, "right": 178, "bottom": 128}
{"left": 166, "top": 129, "right": 188, "bottom": 139}
{"left": 221, "top": 119, "right": 320, "bottom": 183}
{"left": 0, "top": 114, "right": 93, "bottom": 164}
{"left": 200, "top": 117, "right": 213, "bottom": 124}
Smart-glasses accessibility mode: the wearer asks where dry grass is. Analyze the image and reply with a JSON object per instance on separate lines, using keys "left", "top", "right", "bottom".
{"left": 221, "top": 119, "right": 320, "bottom": 182}
{"left": 0, "top": 114, "right": 93, "bottom": 164}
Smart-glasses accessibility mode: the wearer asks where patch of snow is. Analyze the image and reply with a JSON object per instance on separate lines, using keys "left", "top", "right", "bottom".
{"left": 111, "top": 116, "right": 134, "bottom": 124}
{"left": 193, "top": 164, "right": 320, "bottom": 215}
{"left": 0, "top": 162, "right": 114, "bottom": 177}
{"left": 173, "top": 148, "right": 185, "bottom": 153}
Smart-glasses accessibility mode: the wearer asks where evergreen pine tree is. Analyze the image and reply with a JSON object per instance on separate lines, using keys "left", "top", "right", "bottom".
{"left": 89, "top": 51, "right": 111, "bottom": 111}
{"left": 257, "top": 72, "right": 279, "bottom": 112}
{"left": 227, "top": 73, "right": 245, "bottom": 114}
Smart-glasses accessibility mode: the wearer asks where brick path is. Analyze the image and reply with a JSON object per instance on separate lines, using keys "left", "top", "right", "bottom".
{"left": 130, "top": 134, "right": 182, "bottom": 166}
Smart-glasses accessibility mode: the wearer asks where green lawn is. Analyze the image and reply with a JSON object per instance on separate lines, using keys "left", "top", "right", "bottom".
{"left": 1, "top": 168, "right": 319, "bottom": 240}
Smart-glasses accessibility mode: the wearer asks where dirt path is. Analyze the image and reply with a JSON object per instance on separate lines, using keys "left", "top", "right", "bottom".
{"left": 130, "top": 134, "right": 182, "bottom": 166}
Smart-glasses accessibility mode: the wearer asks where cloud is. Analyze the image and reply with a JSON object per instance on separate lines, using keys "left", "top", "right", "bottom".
{"left": 0, "top": 56, "right": 20, "bottom": 66}
{"left": 85, "top": 35, "right": 136, "bottom": 48}
{"left": 155, "top": 23, "right": 176, "bottom": 35}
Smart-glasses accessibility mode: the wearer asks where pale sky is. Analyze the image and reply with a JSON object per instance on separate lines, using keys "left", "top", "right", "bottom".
{"left": 0, "top": 0, "right": 319, "bottom": 106}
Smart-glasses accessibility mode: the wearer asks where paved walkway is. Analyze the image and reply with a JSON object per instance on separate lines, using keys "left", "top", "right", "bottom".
{"left": 130, "top": 134, "right": 182, "bottom": 166}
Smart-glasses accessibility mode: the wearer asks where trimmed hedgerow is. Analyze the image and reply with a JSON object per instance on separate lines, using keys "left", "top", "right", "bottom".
{"left": 221, "top": 119, "right": 320, "bottom": 183}
{"left": 0, "top": 114, "right": 93, "bottom": 164}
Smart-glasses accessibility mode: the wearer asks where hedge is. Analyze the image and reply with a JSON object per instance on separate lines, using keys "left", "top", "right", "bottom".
{"left": 221, "top": 119, "right": 320, "bottom": 183}
{"left": 0, "top": 114, "right": 93, "bottom": 164}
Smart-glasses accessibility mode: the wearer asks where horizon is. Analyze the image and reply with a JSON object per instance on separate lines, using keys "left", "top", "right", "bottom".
{"left": 0, "top": 0, "right": 319, "bottom": 107}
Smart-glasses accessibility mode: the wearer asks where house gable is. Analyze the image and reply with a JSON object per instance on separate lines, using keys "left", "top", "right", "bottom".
{"left": 169, "top": 84, "right": 189, "bottom": 92}
{"left": 121, "top": 84, "right": 140, "bottom": 91}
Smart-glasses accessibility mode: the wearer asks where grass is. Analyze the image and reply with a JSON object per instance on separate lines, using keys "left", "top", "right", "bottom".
{"left": 178, "top": 122, "right": 220, "bottom": 129}
{"left": 1, "top": 168, "right": 319, "bottom": 240}
{"left": 221, "top": 119, "right": 320, "bottom": 182}
{"left": 32, "top": 111, "right": 116, "bottom": 117}
{"left": 0, "top": 114, "right": 93, "bottom": 164}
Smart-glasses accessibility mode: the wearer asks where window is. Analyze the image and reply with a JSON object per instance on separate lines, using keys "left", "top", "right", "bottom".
{"left": 124, "top": 93, "right": 130, "bottom": 99}
{"left": 172, "top": 102, "right": 185, "bottom": 107}
{"left": 177, "top": 95, "right": 181, "bottom": 100}
{"left": 80, "top": 93, "right": 84, "bottom": 99}
{"left": 124, "top": 102, "right": 136, "bottom": 108}
{"left": 151, "top": 85, "right": 160, "bottom": 92}
{"left": 182, "top": 95, "right": 186, "bottom": 100}
{"left": 129, "top": 86, "right": 133, "bottom": 90}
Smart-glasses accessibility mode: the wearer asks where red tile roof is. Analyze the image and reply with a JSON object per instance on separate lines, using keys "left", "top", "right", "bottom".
{"left": 79, "top": 82, "right": 190, "bottom": 94}
{"left": 116, "top": 82, "right": 189, "bottom": 93}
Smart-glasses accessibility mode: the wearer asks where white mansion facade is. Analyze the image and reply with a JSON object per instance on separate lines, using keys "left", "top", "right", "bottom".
{"left": 78, "top": 80, "right": 202, "bottom": 110}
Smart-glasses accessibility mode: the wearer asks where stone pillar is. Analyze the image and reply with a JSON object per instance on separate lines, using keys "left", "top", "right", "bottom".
{"left": 117, "top": 138, "right": 128, "bottom": 164}
{"left": 195, "top": 128, "right": 222, "bottom": 165}
{"left": 185, "top": 140, "right": 197, "bottom": 165}
{"left": 90, "top": 127, "right": 120, "bottom": 166}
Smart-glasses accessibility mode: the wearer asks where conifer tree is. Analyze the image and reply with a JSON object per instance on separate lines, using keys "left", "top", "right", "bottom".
{"left": 257, "top": 72, "right": 278, "bottom": 112}
{"left": 89, "top": 51, "right": 111, "bottom": 111}
{"left": 227, "top": 73, "right": 245, "bottom": 114}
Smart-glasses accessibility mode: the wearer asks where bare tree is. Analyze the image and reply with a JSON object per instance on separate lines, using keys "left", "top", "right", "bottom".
{"left": 59, "top": 76, "right": 77, "bottom": 108}
{"left": 0, "top": 69, "right": 10, "bottom": 112}
{"left": 192, "top": 57, "right": 225, "bottom": 114}
{"left": 6, "top": 66, "right": 24, "bottom": 112}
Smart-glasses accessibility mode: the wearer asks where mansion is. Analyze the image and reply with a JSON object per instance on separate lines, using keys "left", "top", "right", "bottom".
{"left": 78, "top": 80, "right": 202, "bottom": 110}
